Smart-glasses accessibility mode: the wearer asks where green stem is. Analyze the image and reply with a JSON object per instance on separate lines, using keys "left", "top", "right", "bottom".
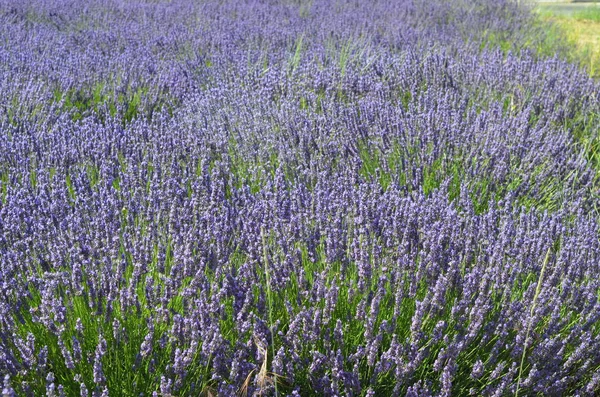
{"left": 515, "top": 247, "right": 551, "bottom": 397}
{"left": 261, "top": 227, "right": 279, "bottom": 397}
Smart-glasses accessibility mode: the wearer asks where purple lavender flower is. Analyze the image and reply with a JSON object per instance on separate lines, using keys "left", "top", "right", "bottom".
{"left": 2, "top": 375, "right": 15, "bottom": 397}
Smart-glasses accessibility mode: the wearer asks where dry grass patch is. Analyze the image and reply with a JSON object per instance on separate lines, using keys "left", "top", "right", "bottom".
{"left": 554, "top": 17, "right": 600, "bottom": 76}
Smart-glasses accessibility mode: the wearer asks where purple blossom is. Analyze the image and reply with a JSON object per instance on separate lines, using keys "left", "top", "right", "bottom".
{"left": 2, "top": 375, "right": 15, "bottom": 397}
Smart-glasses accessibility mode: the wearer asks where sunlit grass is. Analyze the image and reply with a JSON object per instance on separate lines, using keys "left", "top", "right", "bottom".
{"left": 536, "top": 5, "right": 600, "bottom": 77}
{"left": 572, "top": 4, "right": 600, "bottom": 22}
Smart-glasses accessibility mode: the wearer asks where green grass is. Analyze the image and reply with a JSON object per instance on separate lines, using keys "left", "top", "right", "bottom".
{"left": 51, "top": 81, "right": 176, "bottom": 125}
{"left": 357, "top": 137, "right": 568, "bottom": 215}
{"left": 536, "top": 5, "right": 600, "bottom": 77}
{"left": 53, "top": 83, "right": 145, "bottom": 123}
{"left": 572, "top": 4, "right": 600, "bottom": 22}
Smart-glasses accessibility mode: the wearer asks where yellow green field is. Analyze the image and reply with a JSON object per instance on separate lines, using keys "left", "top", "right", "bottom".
{"left": 538, "top": 4, "right": 600, "bottom": 77}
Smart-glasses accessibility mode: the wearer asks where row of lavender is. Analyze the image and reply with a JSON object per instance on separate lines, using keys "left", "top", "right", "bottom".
{"left": 1, "top": 0, "right": 600, "bottom": 396}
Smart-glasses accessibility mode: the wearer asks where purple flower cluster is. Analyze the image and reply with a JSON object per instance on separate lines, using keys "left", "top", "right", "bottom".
{"left": 1, "top": 0, "right": 600, "bottom": 395}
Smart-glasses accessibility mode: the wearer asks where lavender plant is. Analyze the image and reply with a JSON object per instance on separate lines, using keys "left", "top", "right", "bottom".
{"left": 1, "top": 0, "right": 600, "bottom": 396}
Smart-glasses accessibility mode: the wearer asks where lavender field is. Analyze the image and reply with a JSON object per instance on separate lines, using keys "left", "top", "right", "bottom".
{"left": 1, "top": 0, "right": 600, "bottom": 396}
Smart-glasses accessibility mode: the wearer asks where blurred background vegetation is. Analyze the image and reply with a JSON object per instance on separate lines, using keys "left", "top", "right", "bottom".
{"left": 535, "top": 2, "right": 600, "bottom": 76}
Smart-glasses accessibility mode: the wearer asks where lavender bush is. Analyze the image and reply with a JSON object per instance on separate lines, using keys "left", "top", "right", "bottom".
{"left": 1, "top": 0, "right": 600, "bottom": 395}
